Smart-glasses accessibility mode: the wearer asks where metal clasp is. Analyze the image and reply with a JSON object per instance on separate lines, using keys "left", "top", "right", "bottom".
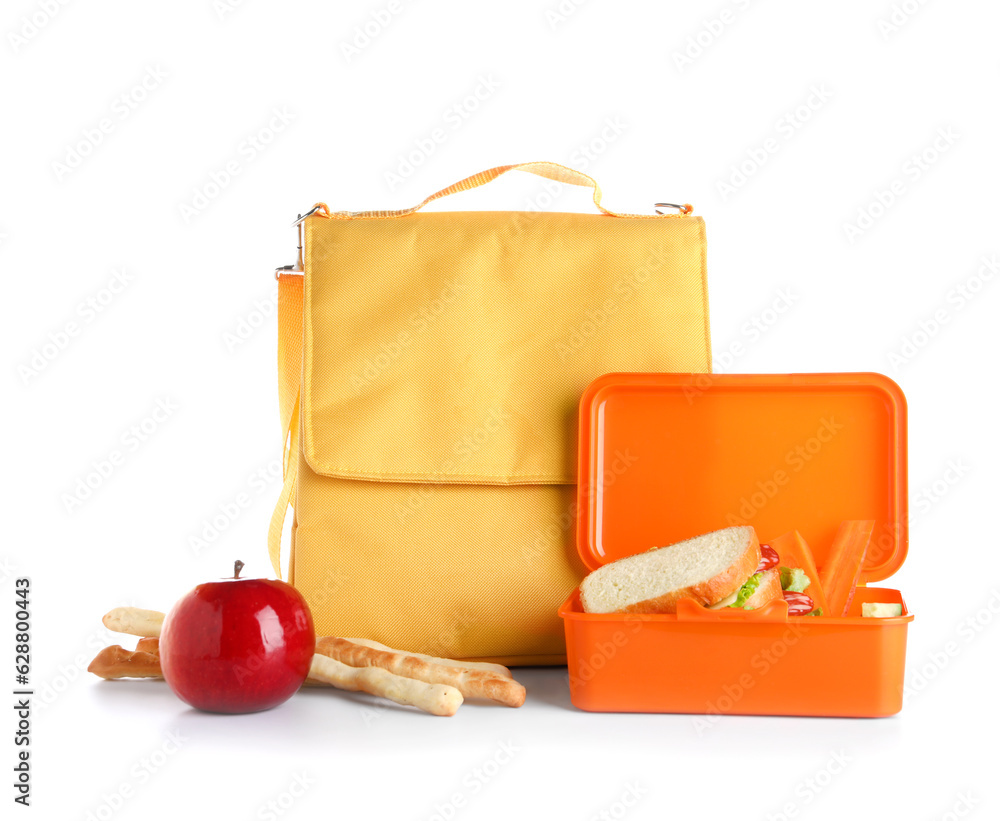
{"left": 293, "top": 203, "right": 330, "bottom": 226}
{"left": 654, "top": 203, "right": 693, "bottom": 215}
{"left": 276, "top": 207, "right": 323, "bottom": 277}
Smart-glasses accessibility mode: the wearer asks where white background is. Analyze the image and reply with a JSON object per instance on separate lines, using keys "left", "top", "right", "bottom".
{"left": 3, "top": 0, "right": 999, "bottom": 819}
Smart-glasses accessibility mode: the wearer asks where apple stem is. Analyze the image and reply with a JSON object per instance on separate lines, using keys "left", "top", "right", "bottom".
{"left": 234, "top": 560, "right": 244, "bottom": 579}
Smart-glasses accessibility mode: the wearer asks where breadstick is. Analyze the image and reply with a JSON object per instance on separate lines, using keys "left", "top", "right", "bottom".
{"left": 344, "top": 637, "right": 513, "bottom": 679}
{"left": 135, "top": 637, "right": 159, "bottom": 655}
{"left": 102, "top": 607, "right": 165, "bottom": 638}
{"left": 316, "top": 637, "right": 526, "bottom": 708}
{"left": 307, "top": 654, "right": 462, "bottom": 717}
{"left": 88, "top": 645, "right": 163, "bottom": 680}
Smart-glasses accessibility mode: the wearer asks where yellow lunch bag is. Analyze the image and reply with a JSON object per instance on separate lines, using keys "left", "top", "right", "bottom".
{"left": 269, "top": 161, "right": 711, "bottom": 665}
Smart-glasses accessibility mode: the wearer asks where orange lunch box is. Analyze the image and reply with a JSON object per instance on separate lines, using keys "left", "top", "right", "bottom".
{"left": 558, "top": 372, "right": 913, "bottom": 717}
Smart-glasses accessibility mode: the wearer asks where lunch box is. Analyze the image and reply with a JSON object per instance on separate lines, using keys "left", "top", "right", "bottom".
{"left": 558, "top": 372, "right": 913, "bottom": 717}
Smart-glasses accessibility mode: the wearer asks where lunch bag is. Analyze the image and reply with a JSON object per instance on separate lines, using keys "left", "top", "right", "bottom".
{"left": 268, "top": 161, "right": 711, "bottom": 664}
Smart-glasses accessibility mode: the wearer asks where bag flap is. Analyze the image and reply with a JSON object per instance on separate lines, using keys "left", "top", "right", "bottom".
{"left": 302, "top": 210, "right": 709, "bottom": 485}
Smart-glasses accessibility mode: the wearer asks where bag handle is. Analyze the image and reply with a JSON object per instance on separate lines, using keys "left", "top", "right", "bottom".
{"left": 306, "top": 161, "right": 692, "bottom": 220}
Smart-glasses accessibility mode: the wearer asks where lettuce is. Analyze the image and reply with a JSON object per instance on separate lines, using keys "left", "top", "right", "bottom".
{"left": 728, "top": 573, "right": 764, "bottom": 609}
{"left": 780, "top": 566, "right": 810, "bottom": 593}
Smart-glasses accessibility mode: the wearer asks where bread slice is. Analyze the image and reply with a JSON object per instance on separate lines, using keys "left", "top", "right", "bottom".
{"left": 580, "top": 526, "right": 761, "bottom": 614}
{"left": 739, "top": 567, "right": 783, "bottom": 610}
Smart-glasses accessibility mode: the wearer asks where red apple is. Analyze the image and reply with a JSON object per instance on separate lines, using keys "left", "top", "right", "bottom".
{"left": 160, "top": 560, "right": 315, "bottom": 713}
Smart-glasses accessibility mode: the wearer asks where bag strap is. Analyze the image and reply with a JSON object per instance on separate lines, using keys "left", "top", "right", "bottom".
{"left": 268, "top": 273, "right": 304, "bottom": 579}
{"left": 307, "top": 160, "right": 691, "bottom": 220}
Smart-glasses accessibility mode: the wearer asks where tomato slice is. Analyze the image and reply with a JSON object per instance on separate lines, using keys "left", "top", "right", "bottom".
{"left": 757, "top": 544, "right": 780, "bottom": 573}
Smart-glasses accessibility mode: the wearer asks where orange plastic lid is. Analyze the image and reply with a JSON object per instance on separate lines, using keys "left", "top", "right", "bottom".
{"left": 577, "top": 373, "right": 908, "bottom": 582}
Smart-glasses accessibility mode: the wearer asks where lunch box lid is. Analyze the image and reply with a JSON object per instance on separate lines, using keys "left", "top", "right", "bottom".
{"left": 576, "top": 373, "right": 908, "bottom": 583}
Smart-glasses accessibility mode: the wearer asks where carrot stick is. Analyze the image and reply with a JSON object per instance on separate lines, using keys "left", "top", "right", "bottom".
{"left": 820, "top": 520, "right": 875, "bottom": 617}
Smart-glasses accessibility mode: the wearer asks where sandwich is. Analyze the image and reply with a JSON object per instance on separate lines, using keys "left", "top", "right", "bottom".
{"left": 579, "top": 525, "right": 823, "bottom": 616}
